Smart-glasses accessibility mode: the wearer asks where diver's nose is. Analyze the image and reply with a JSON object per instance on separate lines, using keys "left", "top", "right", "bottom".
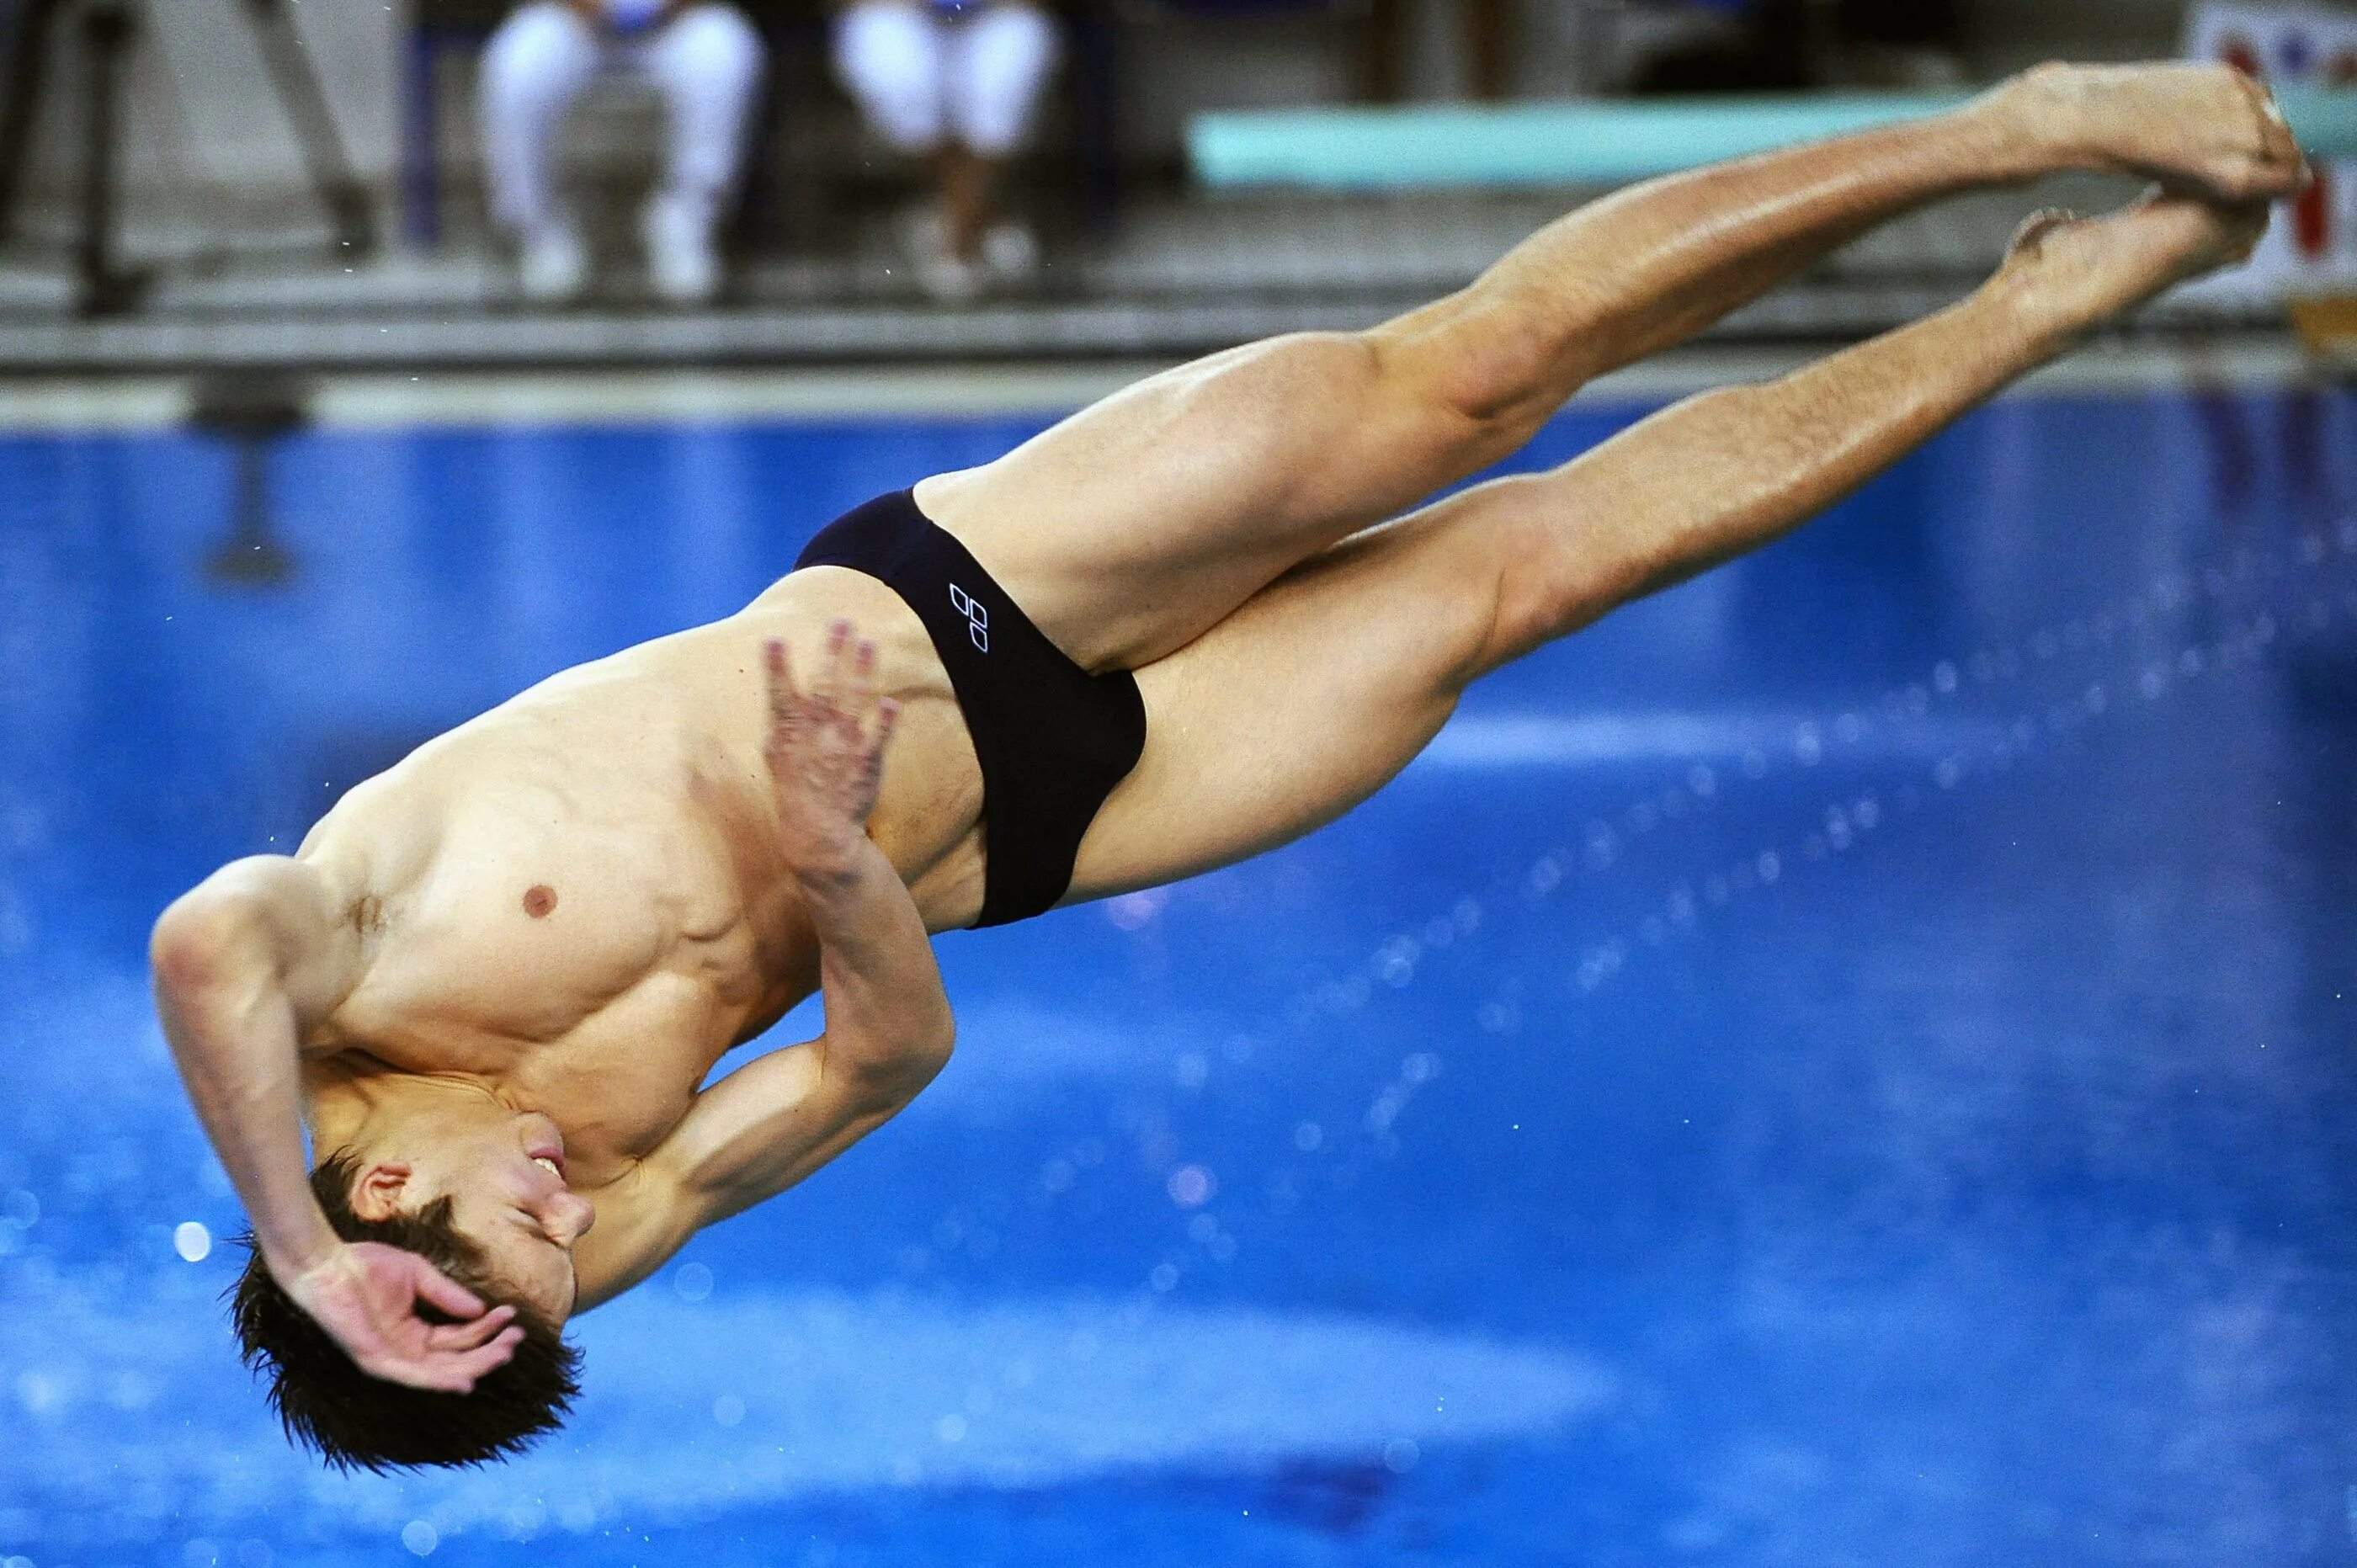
{"left": 537, "top": 1191, "right": 594, "bottom": 1246}
{"left": 556, "top": 1191, "right": 596, "bottom": 1244}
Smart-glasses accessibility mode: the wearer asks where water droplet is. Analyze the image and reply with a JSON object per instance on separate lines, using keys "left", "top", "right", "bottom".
{"left": 173, "top": 1221, "right": 211, "bottom": 1262}
{"left": 672, "top": 1262, "right": 714, "bottom": 1302}
{"left": 1167, "top": 1166, "right": 1215, "bottom": 1208}
{"left": 401, "top": 1521, "right": 438, "bottom": 1557}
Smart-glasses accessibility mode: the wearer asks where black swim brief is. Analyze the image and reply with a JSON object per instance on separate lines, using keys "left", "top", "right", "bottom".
{"left": 793, "top": 489, "right": 1147, "bottom": 928}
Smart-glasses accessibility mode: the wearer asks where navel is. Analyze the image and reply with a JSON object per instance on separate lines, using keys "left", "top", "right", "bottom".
{"left": 523, "top": 885, "right": 558, "bottom": 919}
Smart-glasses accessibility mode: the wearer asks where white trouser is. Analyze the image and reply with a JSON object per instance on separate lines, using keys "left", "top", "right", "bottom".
{"left": 832, "top": 0, "right": 1058, "bottom": 158}
{"left": 481, "top": 0, "right": 767, "bottom": 237}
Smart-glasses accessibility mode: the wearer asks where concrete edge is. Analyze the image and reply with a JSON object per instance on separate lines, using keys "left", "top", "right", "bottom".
{"left": 0, "top": 335, "right": 2333, "bottom": 434}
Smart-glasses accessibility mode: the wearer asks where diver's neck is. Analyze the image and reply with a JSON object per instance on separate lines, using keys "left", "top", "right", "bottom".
{"left": 304, "top": 1060, "right": 508, "bottom": 1156}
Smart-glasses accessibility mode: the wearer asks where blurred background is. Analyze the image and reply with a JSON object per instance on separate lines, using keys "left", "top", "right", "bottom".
{"left": 3, "top": 2, "right": 2357, "bottom": 1565}
{"left": 0, "top": 0, "right": 2344, "bottom": 353}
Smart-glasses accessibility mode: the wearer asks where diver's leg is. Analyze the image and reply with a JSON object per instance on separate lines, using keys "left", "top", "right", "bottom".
{"left": 918, "top": 66, "right": 2301, "bottom": 673}
{"left": 1066, "top": 196, "right": 2264, "bottom": 899}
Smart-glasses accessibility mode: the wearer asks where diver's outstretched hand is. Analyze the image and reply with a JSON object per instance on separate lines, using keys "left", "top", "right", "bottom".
{"left": 285, "top": 1241, "right": 524, "bottom": 1393}
{"left": 763, "top": 622, "right": 900, "bottom": 880}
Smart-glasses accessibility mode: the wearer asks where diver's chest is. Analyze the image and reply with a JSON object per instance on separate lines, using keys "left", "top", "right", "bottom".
{"left": 504, "top": 992, "right": 715, "bottom": 1168}
{"left": 336, "top": 797, "right": 758, "bottom": 1048}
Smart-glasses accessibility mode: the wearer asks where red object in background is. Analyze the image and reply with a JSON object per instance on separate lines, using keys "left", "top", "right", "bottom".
{"left": 2285, "top": 42, "right": 2355, "bottom": 259}
{"left": 2292, "top": 177, "right": 2332, "bottom": 259}
{"left": 2216, "top": 33, "right": 2338, "bottom": 262}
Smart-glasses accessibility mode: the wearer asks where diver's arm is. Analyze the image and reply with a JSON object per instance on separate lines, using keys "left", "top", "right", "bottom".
{"left": 152, "top": 858, "right": 523, "bottom": 1390}
{"left": 151, "top": 857, "right": 358, "bottom": 1278}
{"left": 669, "top": 833, "right": 954, "bottom": 1198}
{"left": 758, "top": 621, "right": 955, "bottom": 1096}
{"left": 572, "top": 630, "right": 952, "bottom": 1310}
{"left": 576, "top": 835, "right": 952, "bottom": 1311}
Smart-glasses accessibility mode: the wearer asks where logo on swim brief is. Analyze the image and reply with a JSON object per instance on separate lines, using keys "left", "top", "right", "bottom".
{"left": 949, "top": 583, "right": 989, "bottom": 652}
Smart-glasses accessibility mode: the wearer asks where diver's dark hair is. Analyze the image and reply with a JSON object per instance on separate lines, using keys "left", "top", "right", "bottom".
{"left": 226, "top": 1148, "right": 582, "bottom": 1472}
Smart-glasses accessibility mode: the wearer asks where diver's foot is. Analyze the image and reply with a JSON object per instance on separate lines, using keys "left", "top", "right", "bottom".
{"left": 1996, "top": 193, "right": 2269, "bottom": 327}
{"left": 2002, "top": 61, "right": 2307, "bottom": 202}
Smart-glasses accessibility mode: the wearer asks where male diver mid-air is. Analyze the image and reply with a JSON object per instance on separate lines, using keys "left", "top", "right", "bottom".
{"left": 151, "top": 64, "right": 2307, "bottom": 1468}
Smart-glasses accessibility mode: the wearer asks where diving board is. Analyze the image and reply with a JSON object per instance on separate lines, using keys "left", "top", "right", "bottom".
{"left": 1189, "top": 88, "right": 2357, "bottom": 191}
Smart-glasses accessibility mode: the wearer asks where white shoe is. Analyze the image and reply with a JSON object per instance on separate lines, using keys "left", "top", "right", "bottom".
{"left": 916, "top": 248, "right": 982, "bottom": 303}
{"left": 895, "top": 203, "right": 982, "bottom": 303}
{"left": 894, "top": 202, "right": 950, "bottom": 263}
{"left": 643, "top": 192, "right": 720, "bottom": 306}
{"left": 979, "top": 221, "right": 1038, "bottom": 280}
{"left": 517, "top": 224, "right": 588, "bottom": 304}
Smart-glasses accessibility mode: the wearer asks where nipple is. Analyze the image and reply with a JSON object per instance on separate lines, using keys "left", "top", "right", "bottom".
{"left": 523, "top": 885, "right": 558, "bottom": 919}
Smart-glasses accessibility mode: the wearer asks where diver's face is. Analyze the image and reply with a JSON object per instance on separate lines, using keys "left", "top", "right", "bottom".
{"left": 440, "top": 1114, "right": 594, "bottom": 1325}
{"left": 359, "top": 1110, "right": 594, "bottom": 1326}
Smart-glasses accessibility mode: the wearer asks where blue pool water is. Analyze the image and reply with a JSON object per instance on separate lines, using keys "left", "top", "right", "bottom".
{"left": 2, "top": 380, "right": 2354, "bottom": 1566}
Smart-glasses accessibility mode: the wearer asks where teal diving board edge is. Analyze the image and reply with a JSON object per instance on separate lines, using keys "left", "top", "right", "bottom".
{"left": 1191, "top": 88, "right": 2357, "bottom": 191}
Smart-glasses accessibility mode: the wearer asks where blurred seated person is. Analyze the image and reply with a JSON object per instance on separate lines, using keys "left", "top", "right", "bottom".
{"left": 481, "top": 0, "right": 767, "bottom": 305}
{"left": 833, "top": 0, "right": 1058, "bottom": 299}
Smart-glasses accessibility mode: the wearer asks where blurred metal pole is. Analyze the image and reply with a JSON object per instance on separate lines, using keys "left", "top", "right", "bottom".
{"left": 238, "top": 0, "right": 378, "bottom": 260}
{"left": 75, "top": 0, "right": 146, "bottom": 316}
{"left": 1466, "top": 0, "right": 1509, "bottom": 101}
{"left": 0, "top": 0, "right": 68, "bottom": 242}
{"left": 191, "top": 369, "right": 308, "bottom": 588}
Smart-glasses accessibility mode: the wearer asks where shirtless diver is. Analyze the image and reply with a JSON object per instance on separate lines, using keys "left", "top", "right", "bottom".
{"left": 150, "top": 64, "right": 2308, "bottom": 1470}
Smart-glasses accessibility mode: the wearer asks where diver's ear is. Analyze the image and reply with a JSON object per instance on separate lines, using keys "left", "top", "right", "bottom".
{"left": 349, "top": 1160, "right": 414, "bottom": 1222}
